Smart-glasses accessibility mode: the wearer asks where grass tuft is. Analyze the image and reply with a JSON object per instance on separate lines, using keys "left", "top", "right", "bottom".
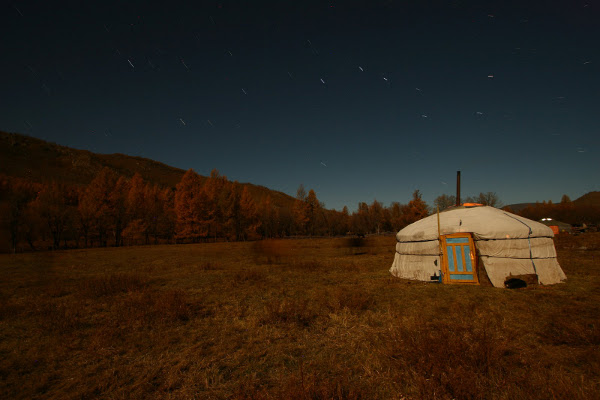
{"left": 233, "top": 268, "right": 267, "bottom": 283}
{"left": 289, "top": 260, "right": 327, "bottom": 272}
{"left": 261, "top": 297, "right": 320, "bottom": 327}
{"left": 78, "top": 273, "right": 148, "bottom": 298}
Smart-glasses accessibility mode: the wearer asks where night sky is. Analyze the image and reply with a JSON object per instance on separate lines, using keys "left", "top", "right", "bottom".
{"left": 2, "top": 1, "right": 598, "bottom": 210}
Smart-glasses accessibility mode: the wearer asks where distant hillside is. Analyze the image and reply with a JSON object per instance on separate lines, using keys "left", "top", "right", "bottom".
{"left": 0, "top": 131, "right": 296, "bottom": 209}
{"left": 503, "top": 203, "right": 536, "bottom": 213}
{"left": 505, "top": 192, "right": 600, "bottom": 212}
{"left": 573, "top": 192, "right": 600, "bottom": 207}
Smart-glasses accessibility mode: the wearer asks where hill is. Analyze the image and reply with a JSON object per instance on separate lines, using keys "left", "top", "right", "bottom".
{"left": 573, "top": 191, "right": 600, "bottom": 207}
{"left": 0, "top": 131, "right": 296, "bottom": 209}
{"left": 503, "top": 202, "right": 536, "bottom": 213}
{"left": 505, "top": 192, "right": 600, "bottom": 213}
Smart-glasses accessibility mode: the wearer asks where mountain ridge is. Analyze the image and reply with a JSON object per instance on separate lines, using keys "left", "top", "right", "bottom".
{"left": 0, "top": 131, "right": 296, "bottom": 209}
{"left": 505, "top": 192, "right": 600, "bottom": 213}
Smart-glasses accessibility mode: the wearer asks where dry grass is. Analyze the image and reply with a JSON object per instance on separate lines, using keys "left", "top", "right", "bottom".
{"left": 1, "top": 234, "right": 599, "bottom": 399}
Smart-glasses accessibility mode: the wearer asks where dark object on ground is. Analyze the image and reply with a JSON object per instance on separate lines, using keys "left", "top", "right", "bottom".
{"left": 504, "top": 274, "right": 539, "bottom": 289}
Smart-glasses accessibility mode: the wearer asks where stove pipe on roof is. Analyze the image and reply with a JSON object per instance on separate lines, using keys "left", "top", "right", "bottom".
{"left": 456, "top": 170, "right": 461, "bottom": 207}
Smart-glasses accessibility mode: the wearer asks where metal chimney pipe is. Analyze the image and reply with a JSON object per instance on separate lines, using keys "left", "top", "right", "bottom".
{"left": 456, "top": 171, "right": 461, "bottom": 206}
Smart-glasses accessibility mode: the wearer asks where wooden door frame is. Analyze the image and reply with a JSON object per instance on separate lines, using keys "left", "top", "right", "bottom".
{"left": 440, "top": 233, "right": 479, "bottom": 285}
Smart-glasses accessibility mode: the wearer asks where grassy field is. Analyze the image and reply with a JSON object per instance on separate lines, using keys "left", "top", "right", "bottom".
{"left": 1, "top": 234, "right": 599, "bottom": 399}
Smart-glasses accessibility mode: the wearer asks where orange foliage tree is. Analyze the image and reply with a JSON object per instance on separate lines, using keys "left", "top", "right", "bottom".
{"left": 6, "top": 177, "right": 41, "bottom": 252}
{"left": 174, "top": 169, "right": 205, "bottom": 242}
{"left": 224, "top": 182, "right": 242, "bottom": 240}
{"left": 31, "top": 182, "right": 72, "bottom": 250}
{"left": 369, "top": 199, "right": 385, "bottom": 234}
{"left": 123, "top": 173, "right": 148, "bottom": 245}
{"left": 203, "top": 169, "right": 230, "bottom": 240}
{"left": 159, "top": 187, "right": 176, "bottom": 243}
{"left": 352, "top": 202, "right": 370, "bottom": 235}
{"left": 305, "top": 189, "right": 320, "bottom": 236}
{"left": 239, "top": 186, "right": 261, "bottom": 240}
{"left": 78, "top": 167, "right": 121, "bottom": 247}
{"left": 112, "top": 176, "right": 130, "bottom": 247}
{"left": 292, "top": 184, "right": 309, "bottom": 235}
{"left": 258, "top": 195, "right": 278, "bottom": 239}
{"left": 398, "top": 190, "right": 430, "bottom": 228}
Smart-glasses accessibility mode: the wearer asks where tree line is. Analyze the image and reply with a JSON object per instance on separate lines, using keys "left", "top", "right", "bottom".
{"left": 3, "top": 169, "right": 597, "bottom": 253}
{"left": 0, "top": 168, "right": 432, "bottom": 253}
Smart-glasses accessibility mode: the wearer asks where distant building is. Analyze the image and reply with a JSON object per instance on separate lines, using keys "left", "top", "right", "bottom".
{"left": 539, "top": 218, "right": 572, "bottom": 234}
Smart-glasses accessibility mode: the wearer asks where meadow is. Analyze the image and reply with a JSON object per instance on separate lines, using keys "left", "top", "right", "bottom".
{"left": 1, "top": 234, "right": 599, "bottom": 399}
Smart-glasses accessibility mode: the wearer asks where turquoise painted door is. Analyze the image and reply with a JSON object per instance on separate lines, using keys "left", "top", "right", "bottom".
{"left": 442, "top": 235, "right": 478, "bottom": 284}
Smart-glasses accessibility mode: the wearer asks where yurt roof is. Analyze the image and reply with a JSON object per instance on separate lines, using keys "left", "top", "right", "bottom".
{"left": 397, "top": 206, "right": 554, "bottom": 242}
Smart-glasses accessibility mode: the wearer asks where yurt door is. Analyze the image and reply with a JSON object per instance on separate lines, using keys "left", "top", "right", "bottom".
{"left": 440, "top": 233, "right": 479, "bottom": 284}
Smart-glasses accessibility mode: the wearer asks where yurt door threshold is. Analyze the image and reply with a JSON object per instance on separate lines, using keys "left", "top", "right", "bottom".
{"left": 440, "top": 233, "right": 479, "bottom": 284}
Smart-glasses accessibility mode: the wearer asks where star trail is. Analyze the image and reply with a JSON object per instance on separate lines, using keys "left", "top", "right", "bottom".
{"left": 1, "top": 1, "right": 598, "bottom": 210}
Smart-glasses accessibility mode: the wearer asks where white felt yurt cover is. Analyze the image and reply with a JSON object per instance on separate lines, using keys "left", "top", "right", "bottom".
{"left": 390, "top": 206, "right": 567, "bottom": 287}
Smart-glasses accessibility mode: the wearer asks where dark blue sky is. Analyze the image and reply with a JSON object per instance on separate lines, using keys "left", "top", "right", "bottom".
{"left": 1, "top": 1, "right": 598, "bottom": 210}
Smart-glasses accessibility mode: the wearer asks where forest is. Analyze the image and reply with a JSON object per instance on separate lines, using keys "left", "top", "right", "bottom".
{"left": 1, "top": 167, "right": 599, "bottom": 253}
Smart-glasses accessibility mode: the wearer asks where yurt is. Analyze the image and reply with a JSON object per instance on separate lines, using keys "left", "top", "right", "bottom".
{"left": 390, "top": 205, "right": 567, "bottom": 288}
{"left": 539, "top": 218, "right": 572, "bottom": 234}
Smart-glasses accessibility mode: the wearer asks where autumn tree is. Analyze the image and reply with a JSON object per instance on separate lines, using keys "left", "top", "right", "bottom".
{"left": 277, "top": 207, "right": 294, "bottom": 237}
{"left": 159, "top": 187, "right": 176, "bottom": 243}
{"left": 111, "top": 176, "right": 130, "bottom": 246}
{"left": 22, "top": 199, "right": 44, "bottom": 250}
{"left": 78, "top": 168, "right": 121, "bottom": 247}
{"left": 204, "top": 169, "right": 230, "bottom": 240}
{"left": 224, "top": 182, "right": 242, "bottom": 240}
{"left": 122, "top": 218, "right": 146, "bottom": 246}
{"left": 340, "top": 206, "right": 351, "bottom": 234}
{"left": 61, "top": 185, "right": 80, "bottom": 248}
{"left": 127, "top": 173, "right": 146, "bottom": 217}
{"left": 123, "top": 173, "right": 148, "bottom": 245}
{"left": 353, "top": 202, "right": 370, "bottom": 235}
{"left": 399, "top": 190, "right": 429, "bottom": 228}
{"left": 369, "top": 200, "right": 384, "bottom": 234}
{"left": 389, "top": 202, "right": 405, "bottom": 232}
{"left": 32, "top": 182, "right": 72, "bottom": 250}
{"left": 144, "top": 183, "right": 167, "bottom": 244}
{"left": 382, "top": 206, "right": 393, "bottom": 232}
{"left": 554, "top": 194, "right": 576, "bottom": 224}
{"left": 238, "top": 186, "right": 260, "bottom": 240}
{"left": 305, "top": 189, "right": 320, "bottom": 236}
{"left": 314, "top": 203, "right": 330, "bottom": 236}
{"left": 7, "top": 179, "right": 40, "bottom": 252}
{"left": 258, "top": 195, "right": 278, "bottom": 239}
{"left": 292, "top": 184, "right": 309, "bottom": 235}
{"left": 77, "top": 186, "right": 92, "bottom": 247}
{"left": 174, "top": 169, "right": 204, "bottom": 242}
